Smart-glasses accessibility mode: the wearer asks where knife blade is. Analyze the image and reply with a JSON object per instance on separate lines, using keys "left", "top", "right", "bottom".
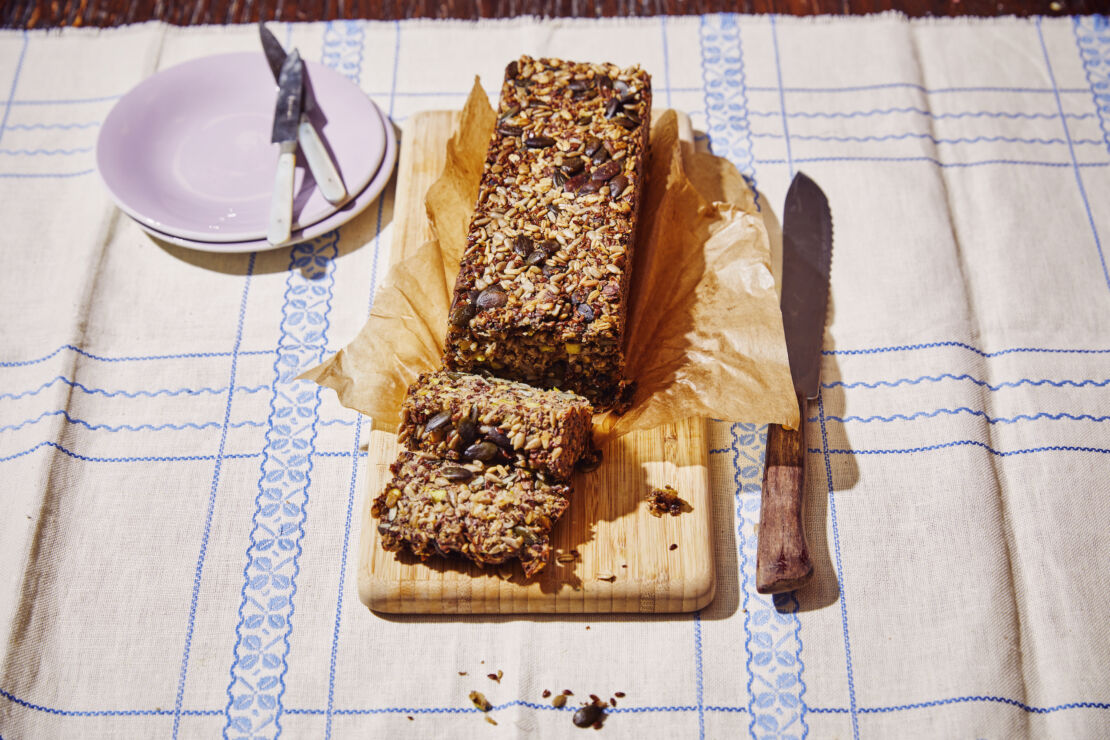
{"left": 267, "top": 49, "right": 304, "bottom": 246}
{"left": 755, "top": 171, "right": 833, "bottom": 595}
{"left": 259, "top": 23, "right": 347, "bottom": 205}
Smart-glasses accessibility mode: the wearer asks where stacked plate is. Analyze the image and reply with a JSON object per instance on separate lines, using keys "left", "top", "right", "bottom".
{"left": 96, "top": 52, "right": 397, "bottom": 252}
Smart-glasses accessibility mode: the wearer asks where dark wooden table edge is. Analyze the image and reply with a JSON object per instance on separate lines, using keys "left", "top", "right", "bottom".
{"left": 1, "top": 0, "right": 1086, "bottom": 31}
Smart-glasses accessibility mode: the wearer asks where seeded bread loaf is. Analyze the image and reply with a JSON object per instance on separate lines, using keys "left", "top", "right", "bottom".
{"left": 397, "top": 370, "right": 592, "bottom": 481}
{"left": 443, "top": 55, "right": 651, "bottom": 409}
{"left": 372, "top": 450, "right": 570, "bottom": 578}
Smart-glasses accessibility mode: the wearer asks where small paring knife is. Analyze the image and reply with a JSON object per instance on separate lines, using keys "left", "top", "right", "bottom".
{"left": 260, "top": 23, "right": 347, "bottom": 205}
{"left": 267, "top": 50, "right": 304, "bottom": 246}
{"left": 755, "top": 171, "right": 833, "bottom": 595}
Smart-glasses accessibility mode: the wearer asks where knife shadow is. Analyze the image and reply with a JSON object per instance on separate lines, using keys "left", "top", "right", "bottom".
{"left": 761, "top": 189, "right": 858, "bottom": 614}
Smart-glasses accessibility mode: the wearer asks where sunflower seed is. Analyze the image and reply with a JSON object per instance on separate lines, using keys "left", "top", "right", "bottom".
{"left": 469, "top": 691, "right": 492, "bottom": 712}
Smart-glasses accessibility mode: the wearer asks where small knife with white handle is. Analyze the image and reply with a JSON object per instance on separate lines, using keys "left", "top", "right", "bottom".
{"left": 260, "top": 23, "right": 347, "bottom": 205}
{"left": 267, "top": 50, "right": 304, "bottom": 246}
{"left": 756, "top": 171, "right": 834, "bottom": 595}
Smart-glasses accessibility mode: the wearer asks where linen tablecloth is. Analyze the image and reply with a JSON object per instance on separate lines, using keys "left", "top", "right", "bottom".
{"left": 2, "top": 14, "right": 1109, "bottom": 739}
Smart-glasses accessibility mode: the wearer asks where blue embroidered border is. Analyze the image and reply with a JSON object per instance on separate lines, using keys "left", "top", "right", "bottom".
{"left": 222, "top": 230, "right": 342, "bottom": 739}
{"left": 223, "top": 24, "right": 365, "bottom": 740}
{"left": 699, "top": 14, "right": 760, "bottom": 207}
{"left": 1073, "top": 16, "right": 1110, "bottom": 156}
{"left": 702, "top": 15, "right": 808, "bottom": 737}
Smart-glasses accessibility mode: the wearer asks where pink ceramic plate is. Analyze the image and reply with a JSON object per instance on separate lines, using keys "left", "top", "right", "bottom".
{"left": 97, "top": 52, "right": 386, "bottom": 243}
{"left": 130, "top": 98, "right": 397, "bottom": 253}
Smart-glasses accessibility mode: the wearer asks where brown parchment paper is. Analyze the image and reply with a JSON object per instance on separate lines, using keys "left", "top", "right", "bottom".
{"left": 301, "top": 80, "right": 799, "bottom": 438}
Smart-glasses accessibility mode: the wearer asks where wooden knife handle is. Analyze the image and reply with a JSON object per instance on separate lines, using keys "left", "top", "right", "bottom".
{"left": 756, "top": 392, "right": 813, "bottom": 594}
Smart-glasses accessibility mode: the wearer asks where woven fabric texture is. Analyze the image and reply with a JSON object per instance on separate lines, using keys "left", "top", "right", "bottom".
{"left": 1, "top": 15, "right": 1109, "bottom": 739}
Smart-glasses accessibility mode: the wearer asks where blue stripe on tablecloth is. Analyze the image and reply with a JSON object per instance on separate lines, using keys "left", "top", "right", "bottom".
{"left": 0, "top": 146, "right": 92, "bottom": 155}
{"left": 322, "top": 20, "right": 400, "bottom": 739}
{"left": 6, "top": 437, "right": 1106, "bottom": 467}
{"left": 170, "top": 253, "right": 256, "bottom": 738}
{"left": 0, "top": 441, "right": 261, "bottom": 465}
{"left": 695, "top": 610, "right": 706, "bottom": 738}
{"left": 703, "top": 15, "right": 809, "bottom": 739}
{"left": 8, "top": 94, "right": 122, "bottom": 105}
{"left": 0, "top": 32, "right": 28, "bottom": 149}
{"left": 812, "top": 409, "right": 1110, "bottom": 425}
{"left": 823, "top": 374, "right": 1110, "bottom": 390}
{"left": 6, "top": 121, "right": 99, "bottom": 130}
{"left": 747, "top": 107, "right": 1097, "bottom": 120}
{"left": 749, "top": 83, "right": 1092, "bottom": 95}
{"left": 0, "top": 378, "right": 267, "bottom": 401}
{"left": 0, "top": 346, "right": 278, "bottom": 367}
{"left": 4, "top": 339, "right": 1107, "bottom": 367}
{"left": 0, "top": 410, "right": 360, "bottom": 435}
{"left": 751, "top": 131, "right": 1105, "bottom": 146}
{"left": 754, "top": 156, "right": 1110, "bottom": 168}
{"left": 770, "top": 17, "right": 795, "bottom": 179}
{"left": 323, "top": 412, "right": 363, "bottom": 740}
{"left": 5, "top": 683, "right": 1110, "bottom": 719}
{"left": 816, "top": 393, "right": 860, "bottom": 740}
{"left": 812, "top": 440, "right": 1110, "bottom": 456}
{"left": 1, "top": 369, "right": 1105, "bottom": 406}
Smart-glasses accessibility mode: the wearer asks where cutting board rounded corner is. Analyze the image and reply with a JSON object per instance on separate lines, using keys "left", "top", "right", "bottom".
{"left": 684, "top": 564, "right": 717, "bottom": 613}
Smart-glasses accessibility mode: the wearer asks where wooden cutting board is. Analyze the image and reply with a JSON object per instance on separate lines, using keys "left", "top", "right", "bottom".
{"left": 357, "top": 110, "right": 714, "bottom": 614}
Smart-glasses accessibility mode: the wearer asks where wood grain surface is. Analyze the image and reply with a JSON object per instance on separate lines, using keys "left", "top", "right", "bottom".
{"left": 358, "top": 109, "right": 715, "bottom": 614}
{"left": 755, "top": 391, "right": 813, "bottom": 594}
{"left": 1, "top": 0, "right": 1083, "bottom": 29}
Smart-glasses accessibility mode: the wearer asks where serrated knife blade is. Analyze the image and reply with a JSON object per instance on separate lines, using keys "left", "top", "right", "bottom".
{"left": 781, "top": 172, "right": 833, "bottom": 398}
{"left": 756, "top": 171, "right": 833, "bottom": 595}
